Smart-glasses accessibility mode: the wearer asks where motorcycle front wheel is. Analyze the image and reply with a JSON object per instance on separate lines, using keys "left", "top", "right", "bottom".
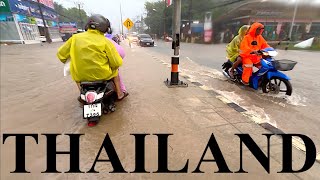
{"left": 261, "top": 77, "right": 292, "bottom": 96}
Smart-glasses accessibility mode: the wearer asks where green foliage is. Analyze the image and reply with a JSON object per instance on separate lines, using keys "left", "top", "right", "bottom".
{"left": 144, "top": 0, "right": 231, "bottom": 35}
{"left": 54, "top": 2, "right": 88, "bottom": 29}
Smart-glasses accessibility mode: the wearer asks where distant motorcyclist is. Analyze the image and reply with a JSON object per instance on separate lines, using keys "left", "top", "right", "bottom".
{"left": 57, "top": 14, "right": 128, "bottom": 101}
{"left": 240, "top": 22, "right": 270, "bottom": 85}
{"left": 223, "top": 25, "right": 250, "bottom": 79}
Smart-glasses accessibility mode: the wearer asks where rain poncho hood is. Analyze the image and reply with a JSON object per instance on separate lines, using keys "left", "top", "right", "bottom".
{"left": 57, "top": 29, "right": 123, "bottom": 82}
{"left": 248, "top": 22, "right": 264, "bottom": 37}
{"left": 226, "top": 25, "right": 250, "bottom": 62}
{"left": 240, "top": 22, "right": 270, "bottom": 58}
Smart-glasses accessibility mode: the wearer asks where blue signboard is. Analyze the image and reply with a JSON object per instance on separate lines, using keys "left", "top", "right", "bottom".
{"left": 58, "top": 22, "right": 77, "bottom": 28}
{"left": 0, "top": 13, "right": 13, "bottom": 21}
{"left": 14, "top": 13, "right": 27, "bottom": 22}
{"left": 8, "top": 0, "right": 57, "bottom": 20}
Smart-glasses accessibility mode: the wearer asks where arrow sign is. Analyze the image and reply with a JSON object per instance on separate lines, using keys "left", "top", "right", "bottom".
{"left": 123, "top": 18, "right": 134, "bottom": 30}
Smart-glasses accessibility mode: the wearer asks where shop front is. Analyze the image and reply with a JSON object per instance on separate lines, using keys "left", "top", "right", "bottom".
{"left": 0, "top": 0, "right": 60, "bottom": 44}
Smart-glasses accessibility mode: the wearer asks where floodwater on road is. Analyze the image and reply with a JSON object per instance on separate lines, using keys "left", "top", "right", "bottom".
{"left": 145, "top": 40, "right": 320, "bottom": 150}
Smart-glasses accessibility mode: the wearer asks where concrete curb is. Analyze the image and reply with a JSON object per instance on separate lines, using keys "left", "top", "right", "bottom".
{"left": 149, "top": 53, "right": 320, "bottom": 164}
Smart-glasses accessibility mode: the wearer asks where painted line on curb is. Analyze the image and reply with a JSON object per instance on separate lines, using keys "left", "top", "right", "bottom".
{"left": 227, "top": 103, "right": 247, "bottom": 113}
{"left": 260, "top": 123, "right": 285, "bottom": 134}
{"left": 151, "top": 55, "right": 320, "bottom": 163}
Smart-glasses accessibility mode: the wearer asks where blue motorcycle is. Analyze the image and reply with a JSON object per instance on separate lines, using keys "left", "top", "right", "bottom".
{"left": 222, "top": 47, "right": 297, "bottom": 96}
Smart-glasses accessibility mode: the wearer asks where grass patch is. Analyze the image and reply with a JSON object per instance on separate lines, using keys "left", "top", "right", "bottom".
{"left": 270, "top": 42, "right": 320, "bottom": 51}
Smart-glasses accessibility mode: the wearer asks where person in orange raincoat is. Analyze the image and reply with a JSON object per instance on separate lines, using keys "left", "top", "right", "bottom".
{"left": 240, "top": 22, "right": 270, "bottom": 85}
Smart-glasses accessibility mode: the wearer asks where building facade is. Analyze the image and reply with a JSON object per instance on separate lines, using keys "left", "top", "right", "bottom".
{"left": 212, "top": 1, "right": 320, "bottom": 43}
{"left": 0, "top": 0, "right": 61, "bottom": 44}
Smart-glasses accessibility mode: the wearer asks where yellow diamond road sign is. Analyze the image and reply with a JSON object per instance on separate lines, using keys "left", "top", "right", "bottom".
{"left": 123, "top": 18, "right": 134, "bottom": 30}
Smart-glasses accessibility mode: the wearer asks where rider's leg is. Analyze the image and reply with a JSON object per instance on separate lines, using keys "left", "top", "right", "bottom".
{"left": 229, "top": 56, "right": 242, "bottom": 78}
{"left": 118, "top": 71, "right": 127, "bottom": 93}
{"left": 242, "top": 57, "right": 253, "bottom": 85}
{"left": 113, "top": 75, "right": 128, "bottom": 100}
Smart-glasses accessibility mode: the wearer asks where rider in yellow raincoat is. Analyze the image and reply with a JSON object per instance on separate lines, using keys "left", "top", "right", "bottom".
{"left": 224, "top": 25, "right": 250, "bottom": 79}
{"left": 57, "top": 14, "right": 127, "bottom": 100}
{"left": 226, "top": 25, "right": 250, "bottom": 63}
{"left": 57, "top": 28, "right": 122, "bottom": 83}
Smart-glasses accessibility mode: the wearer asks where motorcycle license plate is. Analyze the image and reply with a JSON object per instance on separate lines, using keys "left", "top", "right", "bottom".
{"left": 83, "top": 103, "right": 102, "bottom": 118}
{"left": 147, "top": 43, "right": 150, "bottom": 45}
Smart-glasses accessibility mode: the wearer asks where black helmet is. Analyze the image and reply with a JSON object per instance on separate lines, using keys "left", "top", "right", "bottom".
{"left": 85, "top": 14, "right": 111, "bottom": 34}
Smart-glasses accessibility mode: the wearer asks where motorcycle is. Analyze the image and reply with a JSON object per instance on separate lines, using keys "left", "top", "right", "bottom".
{"left": 222, "top": 47, "right": 297, "bottom": 96}
{"left": 112, "top": 36, "right": 120, "bottom": 45}
{"left": 79, "top": 81, "right": 117, "bottom": 127}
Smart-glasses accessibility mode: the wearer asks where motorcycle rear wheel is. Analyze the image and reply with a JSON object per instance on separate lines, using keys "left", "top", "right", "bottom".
{"left": 261, "top": 77, "right": 292, "bottom": 96}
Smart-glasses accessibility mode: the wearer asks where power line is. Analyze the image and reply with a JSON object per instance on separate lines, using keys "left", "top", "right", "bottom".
{"left": 192, "top": 0, "right": 246, "bottom": 14}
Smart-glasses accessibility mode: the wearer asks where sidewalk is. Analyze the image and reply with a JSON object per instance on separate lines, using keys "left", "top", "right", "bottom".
{"left": 1, "top": 42, "right": 319, "bottom": 180}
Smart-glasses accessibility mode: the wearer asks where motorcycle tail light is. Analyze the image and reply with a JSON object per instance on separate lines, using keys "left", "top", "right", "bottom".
{"left": 85, "top": 92, "right": 97, "bottom": 103}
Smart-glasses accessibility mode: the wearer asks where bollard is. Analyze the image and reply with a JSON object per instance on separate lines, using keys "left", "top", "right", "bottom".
{"left": 170, "top": 56, "right": 179, "bottom": 85}
{"left": 164, "top": 33, "right": 188, "bottom": 88}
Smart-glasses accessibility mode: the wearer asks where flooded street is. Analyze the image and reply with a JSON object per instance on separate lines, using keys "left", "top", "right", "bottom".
{"left": 1, "top": 42, "right": 320, "bottom": 180}
{"left": 147, "top": 41, "right": 320, "bottom": 150}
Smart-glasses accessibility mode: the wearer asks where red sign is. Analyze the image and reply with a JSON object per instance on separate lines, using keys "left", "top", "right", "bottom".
{"left": 31, "top": 0, "right": 54, "bottom": 9}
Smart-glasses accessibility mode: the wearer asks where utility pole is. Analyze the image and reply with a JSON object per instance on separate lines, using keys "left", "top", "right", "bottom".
{"left": 165, "top": 0, "right": 187, "bottom": 88}
{"left": 120, "top": 3, "right": 124, "bottom": 35}
{"left": 188, "top": 0, "right": 192, "bottom": 43}
{"left": 163, "top": 0, "right": 166, "bottom": 38}
{"left": 76, "top": 2, "right": 84, "bottom": 30}
{"left": 37, "top": 0, "right": 52, "bottom": 43}
{"left": 289, "top": 0, "right": 299, "bottom": 41}
{"left": 173, "top": 0, "right": 181, "bottom": 55}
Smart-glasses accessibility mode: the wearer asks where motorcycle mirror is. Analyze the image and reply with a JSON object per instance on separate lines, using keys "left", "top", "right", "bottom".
{"left": 268, "top": 51, "right": 278, "bottom": 57}
{"left": 251, "top": 41, "right": 258, "bottom": 46}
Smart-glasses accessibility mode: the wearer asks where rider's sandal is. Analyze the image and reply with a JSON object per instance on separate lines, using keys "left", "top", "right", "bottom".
{"left": 117, "top": 92, "right": 129, "bottom": 101}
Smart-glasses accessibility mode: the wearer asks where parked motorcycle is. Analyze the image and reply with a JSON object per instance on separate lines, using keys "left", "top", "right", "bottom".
{"left": 79, "top": 81, "right": 117, "bottom": 126}
{"left": 222, "top": 47, "right": 297, "bottom": 96}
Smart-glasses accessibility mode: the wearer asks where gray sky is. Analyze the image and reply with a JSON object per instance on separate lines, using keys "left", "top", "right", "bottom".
{"left": 55, "top": 0, "right": 158, "bottom": 33}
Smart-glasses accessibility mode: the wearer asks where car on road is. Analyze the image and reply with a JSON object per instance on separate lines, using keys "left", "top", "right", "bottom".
{"left": 61, "top": 29, "right": 84, "bottom": 42}
{"left": 61, "top": 33, "right": 73, "bottom": 42}
{"left": 127, "top": 34, "right": 139, "bottom": 44}
{"left": 138, "top": 34, "right": 155, "bottom": 47}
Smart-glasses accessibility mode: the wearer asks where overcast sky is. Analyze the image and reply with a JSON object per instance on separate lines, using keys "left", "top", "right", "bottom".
{"left": 55, "top": 0, "right": 158, "bottom": 33}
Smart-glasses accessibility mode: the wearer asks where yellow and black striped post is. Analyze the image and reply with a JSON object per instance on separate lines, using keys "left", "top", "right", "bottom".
{"left": 164, "top": 33, "right": 188, "bottom": 87}
{"left": 170, "top": 56, "right": 179, "bottom": 85}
